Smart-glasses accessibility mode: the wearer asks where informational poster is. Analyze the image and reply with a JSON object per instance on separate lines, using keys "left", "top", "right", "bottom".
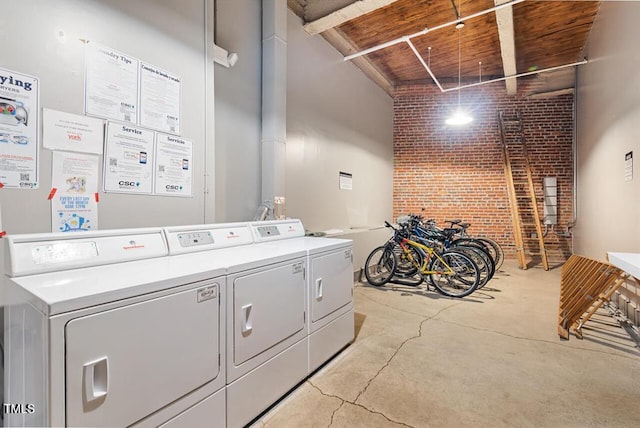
{"left": 43, "top": 108, "right": 104, "bottom": 154}
{"left": 154, "top": 134, "right": 193, "bottom": 197}
{"left": 0, "top": 67, "right": 39, "bottom": 188}
{"left": 339, "top": 171, "right": 353, "bottom": 190}
{"left": 84, "top": 42, "right": 139, "bottom": 123}
{"left": 625, "top": 151, "right": 633, "bottom": 182}
{"left": 139, "top": 62, "right": 181, "bottom": 134}
{"left": 51, "top": 151, "right": 99, "bottom": 232}
{"left": 103, "top": 121, "right": 154, "bottom": 194}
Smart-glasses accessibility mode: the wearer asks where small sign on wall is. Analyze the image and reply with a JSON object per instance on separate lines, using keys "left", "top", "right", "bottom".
{"left": 625, "top": 151, "right": 633, "bottom": 182}
{"left": 339, "top": 171, "right": 352, "bottom": 190}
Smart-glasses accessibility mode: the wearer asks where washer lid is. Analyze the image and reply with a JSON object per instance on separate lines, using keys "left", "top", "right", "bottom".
{"left": 256, "top": 236, "right": 352, "bottom": 255}
{"left": 212, "top": 244, "right": 307, "bottom": 274}
{"left": 4, "top": 228, "right": 167, "bottom": 277}
{"left": 7, "top": 253, "right": 226, "bottom": 315}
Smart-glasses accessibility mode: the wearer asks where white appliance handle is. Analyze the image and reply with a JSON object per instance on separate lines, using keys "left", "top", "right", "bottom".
{"left": 316, "top": 278, "right": 323, "bottom": 300}
{"left": 241, "top": 304, "right": 253, "bottom": 334}
{"left": 83, "top": 357, "right": 108, "bottom": 403}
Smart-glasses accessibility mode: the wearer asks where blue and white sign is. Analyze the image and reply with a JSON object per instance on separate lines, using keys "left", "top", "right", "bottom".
{"left": 0, "top": 67, "right": 39, "bottom": 188}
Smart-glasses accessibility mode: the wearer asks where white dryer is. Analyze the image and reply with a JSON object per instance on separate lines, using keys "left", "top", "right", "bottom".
{"left": 3, "top": 228, "right": 227, "bottom": 428}
{"left": 249, "top": 220, "right": 355, "bottom": 373}
{"left": 164, "top": 223, "right": 309, "bottom": 428}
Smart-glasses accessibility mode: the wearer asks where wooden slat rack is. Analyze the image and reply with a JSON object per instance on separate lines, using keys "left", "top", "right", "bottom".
{"left": 558, "top": 254, "right": 631, "bottom": 339}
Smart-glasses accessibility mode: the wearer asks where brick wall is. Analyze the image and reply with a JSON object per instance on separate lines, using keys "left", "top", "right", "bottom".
{"left": 393, "top": 78, "right": 573, "bottom": 265}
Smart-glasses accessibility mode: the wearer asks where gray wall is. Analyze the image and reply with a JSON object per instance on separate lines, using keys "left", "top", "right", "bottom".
{"left": 0, "top": 0, "right": 214, "bottom": 233}
{"left": 0, "top": 1, "right": 393, "bottom": 232}
{"left": 214, "top": 0, "right": 263, "bottom": 222}
{"left": 286, "top": 11, "right": 393, "bottom": 232}
{"left": 575, "top": 1, "right": 640, "bottom": 259}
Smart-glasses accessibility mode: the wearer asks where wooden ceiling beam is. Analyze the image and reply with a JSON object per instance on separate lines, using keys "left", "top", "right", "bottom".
{"left": 495, "top": 0, "right": 517, "bottom": 95}
{"left": 304, "top": 0, "right": 400, "bottom": 35}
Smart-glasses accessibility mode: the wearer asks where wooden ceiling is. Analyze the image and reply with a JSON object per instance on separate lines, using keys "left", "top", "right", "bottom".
{"left": 288, "top": 0, "right": 601, "bottom": 95}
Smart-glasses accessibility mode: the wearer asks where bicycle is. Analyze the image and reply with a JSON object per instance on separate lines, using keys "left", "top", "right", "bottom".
{"left": 364, "top": 221, "right": 480, "bottom": 298}
{"left": 405, "top": 215, "right": 495, "bottom": 289}
{"left": 443, "top": 219, "right": 505, "bottom": 270}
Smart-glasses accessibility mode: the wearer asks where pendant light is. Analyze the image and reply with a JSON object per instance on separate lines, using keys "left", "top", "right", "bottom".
{"left": 446, "top": 1, "right": 473, "bottom": 126}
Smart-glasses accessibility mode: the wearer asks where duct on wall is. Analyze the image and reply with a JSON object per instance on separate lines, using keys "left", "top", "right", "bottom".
{"left": 262, "top": 0, "right": 288, "bottom": 209}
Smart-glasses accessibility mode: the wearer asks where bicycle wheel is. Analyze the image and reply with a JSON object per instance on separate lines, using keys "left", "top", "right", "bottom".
{"left": 364, "top": 245, "right": 397, "bottom": 286}
{"left": 452, "top": 238, "right": 495, "bottom": 265}
{"left": 451, "top": 245, "right": 494, "bottom": 289}
{"left": 427, "top": 251, "right": 480, "bottom": 298}
{"left": 393, "top": 242, "right": 423, "bottom": 277}
{"left": 476, "top": 237, "right": 504, "bottom": 271}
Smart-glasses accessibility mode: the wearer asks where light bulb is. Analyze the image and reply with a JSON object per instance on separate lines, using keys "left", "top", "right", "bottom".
{"left": 446, "top": 108, "right": 473, "bottom": 126}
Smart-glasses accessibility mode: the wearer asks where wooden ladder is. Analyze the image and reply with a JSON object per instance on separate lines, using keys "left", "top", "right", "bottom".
{"left": 498, "top": 111, "right": 549, "bottom": 271}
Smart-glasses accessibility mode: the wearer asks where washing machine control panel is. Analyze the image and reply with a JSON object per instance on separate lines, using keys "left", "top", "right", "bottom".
{"left": 250, "top": 220, "right": 306, "bottom": 242}
{"left": 177, "top": 231, "right": 214, "bottom": 247}
{"left": 256, "top": 225, "right": 280, "bottom": 238}
{"left": 164, "top": 223, "right": 254, "bottom": 254}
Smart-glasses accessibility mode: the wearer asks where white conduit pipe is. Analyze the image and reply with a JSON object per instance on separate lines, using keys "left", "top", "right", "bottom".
{"left": 343, "top": 0, "right": 526, "bottom": 62}
{"left": 406, "top": 39, "right": 445, "bottom": 92}
{"left": 440, "top": 59, "right": 588, "bottom": 92}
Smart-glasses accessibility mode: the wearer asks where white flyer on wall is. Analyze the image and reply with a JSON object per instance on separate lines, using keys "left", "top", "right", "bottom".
{"left": 43, "top": 108, "right": 104, "bottom": 154}
{"left": 0, "top": 67, "right": 39, "bottom": 189}
{"left": 84, "top": 42, "right": 139, "bottom": 123}
{"left": 103, "top": 121, "right": 154, "bottom": 194}
{"left": 139, "top": 62, "right": 181, "bottom": 134}
{"left": 154, "top": 134, "right": 193, "bottom": 197}
{"left": 51, "top": 151, "right": 99, "bottom": 232}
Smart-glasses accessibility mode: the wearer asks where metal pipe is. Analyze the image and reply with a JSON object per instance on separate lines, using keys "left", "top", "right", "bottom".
{"left": 343, "top": 0, "right": 526, "bottom": 62}
{"left": 440, "top": 59, "right": 588, "bottom": 92}
{"left": 427, "top": 0, "right": 526, "bottom": 34}
{"left": 406, "top": 39, "right": 445, "bottom": 92}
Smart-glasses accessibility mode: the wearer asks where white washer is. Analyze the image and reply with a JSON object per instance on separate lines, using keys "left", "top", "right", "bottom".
{"left": 3, "top": 228, "right": 227, "bottom": 428}
{"left": 164, "top": 223, "right": 309, "bottom": 428}
{"left": 250, "top": 220, "right": 354, "bottom": 373}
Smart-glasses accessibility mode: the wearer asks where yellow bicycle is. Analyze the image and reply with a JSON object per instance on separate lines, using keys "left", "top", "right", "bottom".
{"left": 365, "top": 222, "right": 480, "bottom": 297}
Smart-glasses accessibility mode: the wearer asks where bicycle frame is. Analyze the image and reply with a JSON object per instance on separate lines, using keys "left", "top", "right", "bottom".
{"left": 398, "top": 237, "right": 455, "bottom": 276}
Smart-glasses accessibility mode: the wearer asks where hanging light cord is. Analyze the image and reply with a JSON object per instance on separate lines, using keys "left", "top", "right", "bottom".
{"left": 457, "top": 0, "right": 462, "bottom": 107}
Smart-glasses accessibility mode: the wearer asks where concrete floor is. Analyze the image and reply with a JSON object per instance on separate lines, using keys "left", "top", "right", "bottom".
{"left": 251, "top": 261, "right": 640, "bottom": 428}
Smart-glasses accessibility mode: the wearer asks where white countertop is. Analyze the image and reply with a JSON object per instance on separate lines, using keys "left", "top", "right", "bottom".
{"left": 608, "top": 252, "right": 640, "bottom": 279}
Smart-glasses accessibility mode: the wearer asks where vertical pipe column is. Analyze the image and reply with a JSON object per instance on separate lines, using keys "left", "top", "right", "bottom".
{"left": 262, "top": 0, "right": 287, "bottom": 210}
{"left": 204, "top": 0, "right": 216, "bottom": 223}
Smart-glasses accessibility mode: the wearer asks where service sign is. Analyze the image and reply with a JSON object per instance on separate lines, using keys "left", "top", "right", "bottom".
{"left": 154, "top": 133, "right": 192, "bottom": 197}
{"left": 103, "top": 121, "right": 154, "bottom": 194}
{"left": 0, "top": 67, "right": 39, "bottom": 189}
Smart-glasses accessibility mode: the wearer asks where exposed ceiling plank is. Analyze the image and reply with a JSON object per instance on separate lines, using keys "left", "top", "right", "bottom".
{"left": 527, "top": 88, "right": 574, "bottom": 100}
{"left": 322, "top": 27, "right": 394, "bottom": 95}
{"left": 304, "top": 0, "right": 400, "bottom": 35}
{"left": 495, "top": 0, "right": 517, "bottom": 95}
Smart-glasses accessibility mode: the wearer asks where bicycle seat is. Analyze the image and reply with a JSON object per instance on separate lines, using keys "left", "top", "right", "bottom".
{"left": 442, "top": 228, "right": 461, "bottom": 237}
{"left": 445, "top": 219, "right": 461, "bottom": 225}
{"left": 459, "top": 222, "right": 470, "bottom": 229}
